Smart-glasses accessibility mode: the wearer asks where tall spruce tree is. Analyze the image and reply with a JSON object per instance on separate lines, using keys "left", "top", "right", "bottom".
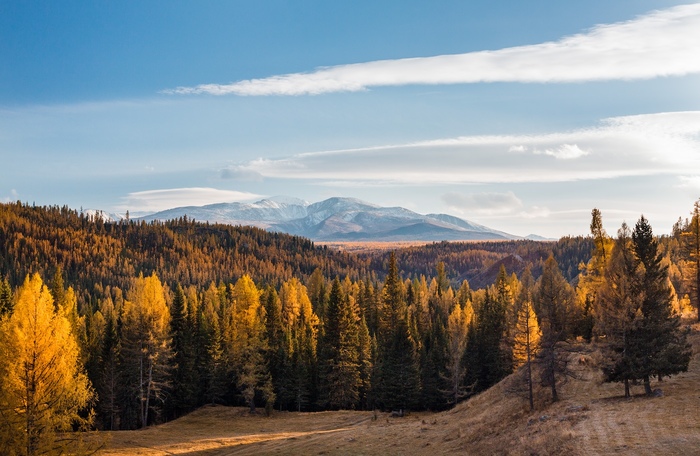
{"left": 596, "top": 223, "right": 643, "bottom": 397}
{"left": 170, "top": 284, "right": 199, "bottom": 418}
{"left": 374, "top": 252, "right": 420, "bottom": 411}
{"left": 631, "top": 216, "right": 691, "bottom": 395}
{"left": 462, "top": 289, "right": 510, "bottom": 394}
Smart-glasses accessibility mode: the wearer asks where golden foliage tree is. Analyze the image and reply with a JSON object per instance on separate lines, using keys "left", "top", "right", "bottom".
{"left": 121, "top": 273, "right": 172, "bottom": 428}
{"left": 0, "top": 274, "right": 94, "bottom": 455}
{"left": 445, "top": 300, "right": 472, "bottom": 405}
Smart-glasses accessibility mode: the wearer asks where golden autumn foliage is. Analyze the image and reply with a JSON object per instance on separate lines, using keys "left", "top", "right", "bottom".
{"left": 512, "top": 300, "right": 540, "bottom": 370}
{"left": 0, "top": 274, "right": 94, "bottom": 455}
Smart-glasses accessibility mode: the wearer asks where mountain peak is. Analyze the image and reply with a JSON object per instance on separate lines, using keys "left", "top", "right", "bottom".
{"left": 139, "top": 196, "right": 526, "bottom": 242}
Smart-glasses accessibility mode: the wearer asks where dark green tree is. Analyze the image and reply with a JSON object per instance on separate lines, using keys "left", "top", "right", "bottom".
{"left": 170, "top": 285, "right": 199, "bottom": 418}
{"left": 632, "top": 216, "right": 691, "bottom": 395}
{"left": 374, "top": 253, "right": 420, "bottom": 411}
{"left": 462, "top": 289, "right": 511, "bottom": 394}
{"left": 596, "top": 223, "right": 643, "bottom": 397}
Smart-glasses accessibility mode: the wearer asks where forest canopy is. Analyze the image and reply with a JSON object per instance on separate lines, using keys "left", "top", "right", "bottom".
{"left": 0, "top": 201, "right": 696, "bottom": 441}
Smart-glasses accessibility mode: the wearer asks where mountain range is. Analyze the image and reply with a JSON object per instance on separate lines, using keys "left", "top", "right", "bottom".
{"left": 135, "top": 196, "right": 541, "bottom": 242}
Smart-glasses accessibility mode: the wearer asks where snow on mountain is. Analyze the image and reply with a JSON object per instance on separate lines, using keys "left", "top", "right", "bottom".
{"left": 138, "top": 197, "right": 525, "bottom": 241}
{"left": 82, "top": 209, "right": 122, "bottom": 222}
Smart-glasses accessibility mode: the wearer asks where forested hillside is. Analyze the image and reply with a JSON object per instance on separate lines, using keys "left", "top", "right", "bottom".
{"left": 0, "top": 201, "right": 698, "bottom": 453}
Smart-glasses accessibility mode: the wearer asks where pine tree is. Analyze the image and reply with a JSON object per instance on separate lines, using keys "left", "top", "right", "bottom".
{"left": 198, "top": 283, "right": 227, "bottom": 405}
{"left": 632, "top": 216, "right": 691, "bottom": 395}
{"left": 534, "top": 256, "right": 574, "bottom": 402}
{"left": 98, "top": 307, "right": 121, "bottom": 430}
{"left": 374, "top": 253, "right": 420, "bottom": 411}
{"left": 462, "top": 289, "right": 510, "bottom": 394}
{"left": 321, "top": 278, "right": 363, "bottom": 409}
{"left": 170, "top": 284, "right": 199, "bottom": 417}
{"left": 596, "top": 222, "right": 643, "bottom": 397}
{"left": 419, "top": 316, "right": 450, "bottom": 411}
{"left": 357, "top": 316, "right": 373, "bottom": 410}
{"left": 0, "top": 274, "right": 94, "bottom": 455}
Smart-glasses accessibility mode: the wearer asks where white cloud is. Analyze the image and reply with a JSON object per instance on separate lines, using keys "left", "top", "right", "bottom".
{"left": 533, "top": 144, "right": 589, "bottom": 160}
{"left": 117, "top": 187, "right": 261, "bottom": 213}
{"left": 220, "top": 165, "right": 264, "bottom": 181}
{"left": 442, "top": 191, "right": 523, "bottom": 215}
{"left": 2, "top": 189, "right": 19, "bottom": 203}
{"left": 520, "top": 206, "right": 552, "bottom": 219}
{"left": 509, "top": 145, "right": 527, "bottom": 153}
{"left": 237, "top": 111, "right": 700, "bottom": 185}
{"left": 164, "top": 4, "right": 700, "bottom": 96}
{"left": 678, "top": 175, "right": 700, "bottom": 189}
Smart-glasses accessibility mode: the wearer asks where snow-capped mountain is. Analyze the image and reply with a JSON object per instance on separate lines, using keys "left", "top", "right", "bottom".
{"left": 139, "top": 196, "right": 524, "bottom": 241}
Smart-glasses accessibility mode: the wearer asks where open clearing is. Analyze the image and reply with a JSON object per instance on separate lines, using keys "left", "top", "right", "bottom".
{"left": 98, "top": 321, "right": 700, "bottom": 455}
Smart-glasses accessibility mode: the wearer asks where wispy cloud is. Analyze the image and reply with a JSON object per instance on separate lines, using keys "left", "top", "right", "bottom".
{"left": 533, "top": 144, "right": 589, "bottom": 160}
{"left": 117, "top": 188, "right": 261, "bottom": 213}
{"left": 220, "top": 165, "right": 264, "bottom": 182}
{"left": 442, "top": 191, "right": 523, "bottom": 215}
{"left": 235, "top": 111, "right": 700, "bottom": 185}
{"left": 2, "top": 189, "right": 19, "bottom": 203}
{"left": 164, "top": 4, "right": 700, "bottom": 96}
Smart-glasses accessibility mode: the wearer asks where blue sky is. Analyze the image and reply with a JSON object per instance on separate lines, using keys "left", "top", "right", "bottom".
{"left": 2, "top": 1, "right": 700, "bottom": 238}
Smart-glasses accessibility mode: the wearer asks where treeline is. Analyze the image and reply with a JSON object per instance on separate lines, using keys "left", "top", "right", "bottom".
{"left": 369, "top": 236, "right": 593, "bottom": 288}
{"left": 0, "top": 202, "right": 372, "bottom": 294}
{"left": 0, "top": 201, "right": 697, "bottom": 452}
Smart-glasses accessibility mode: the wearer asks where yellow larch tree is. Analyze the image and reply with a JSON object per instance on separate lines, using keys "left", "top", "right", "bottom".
{"left": 445, "top": 300, "right": 473, "bottom": 405}
{"left": 0, "top": 274, "right": 94, "bottom": 455}
{"left": 121, "top": 273, "right": 172, "bottom": 428}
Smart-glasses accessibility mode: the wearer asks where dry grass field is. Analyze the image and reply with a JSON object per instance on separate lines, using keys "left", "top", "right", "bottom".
{"left": 97, "top": 321, "right": 700, "bottom": 456}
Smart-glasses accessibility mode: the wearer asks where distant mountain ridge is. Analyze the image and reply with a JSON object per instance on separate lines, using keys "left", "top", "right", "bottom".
{"left": 138, "top": 196, "right": 532, "bottom": 242}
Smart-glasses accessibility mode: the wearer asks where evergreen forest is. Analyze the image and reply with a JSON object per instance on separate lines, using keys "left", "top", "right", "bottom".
{"left": 0, "top": 200, "right": 698, "bottom": 452}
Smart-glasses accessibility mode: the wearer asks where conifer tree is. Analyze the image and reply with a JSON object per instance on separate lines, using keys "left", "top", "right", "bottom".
{"left": 357, "top": 315, "right": 373, "bottom": 409}
{"left": 374, "top": 252, "right": 420, "bottom": 411}
{"left": 0, "top": 276, "right": 13, "bottom": 317}
{"left": 419, "top": 316, "right": 450, "bottom": 411}
{"left": 446, "top": 301, "right": 472, "bottom": 405}
{"left": 198, "top": 283, "right": 227, "bottom": 405}
{"left": 170, "top": 284, "right": 199, "bottom": 417}
{"left": 576, "top": 208, "right": 613, "bottom": 341}
{"left": 321, "top": 278, "right": 362, "bottom": 409}
{"left": 682, "top": 200, "right": 700, "bottom": 321}
{"left": 120, "top": 273, "right": 173, "bottom": 428}
{"left": 631, "top": 216, "right": 691, "bottom": 395}
{"left": 534, "top": 256, "right": 574, "bottom": 402}
{"left": 596, "top": 223, "right": 643, "bottom": 397}
{"left": 512, "top": 291, "right": 540, "bottom": 410}
{"left": 0, "top": 274, "right": 94, "bottom": 455}
{"left": 462, "top": 289, "right": 510, "bottom": 394}
{"left": 98, "top": 305, "right": 121, "bottom": 430}
{"left": 229, "top": 275, "right": 274, "bottom": 413}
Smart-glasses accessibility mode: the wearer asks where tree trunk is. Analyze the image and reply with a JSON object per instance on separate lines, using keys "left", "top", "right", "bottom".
{"left": 624, "top": 378, "right": 630, "bottom": 398}
{"left": 643, "top": 375, "right": 653, "bottom": 396}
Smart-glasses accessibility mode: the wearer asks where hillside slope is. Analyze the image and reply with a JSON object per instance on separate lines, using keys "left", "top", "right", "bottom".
{"left": 141, "top": 196, "right": 520, "bottom": 242}
{"left": 98, "top": 321, "right": 700, "bottom": 455}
